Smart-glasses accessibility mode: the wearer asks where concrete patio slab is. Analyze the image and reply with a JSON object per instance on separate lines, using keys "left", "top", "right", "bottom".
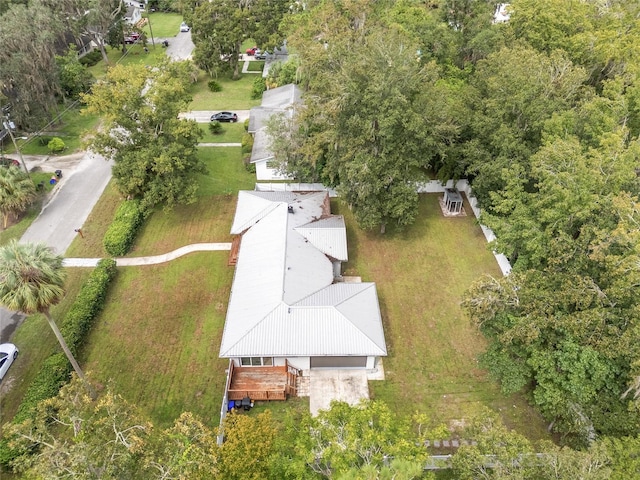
{"left": 309, "top": 369, "right": 370, "bottom": 416}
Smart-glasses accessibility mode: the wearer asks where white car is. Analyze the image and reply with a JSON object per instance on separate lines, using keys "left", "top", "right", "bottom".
{"left": 180, "top": 22, "right": 190, "bottom": 32}
{"left": 0, "top": 343, "right": 18, "bottom": 381}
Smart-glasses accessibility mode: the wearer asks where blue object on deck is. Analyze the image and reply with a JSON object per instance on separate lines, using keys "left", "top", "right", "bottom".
{"left": 228, "top": 400, "right": 235, "bottom": 411}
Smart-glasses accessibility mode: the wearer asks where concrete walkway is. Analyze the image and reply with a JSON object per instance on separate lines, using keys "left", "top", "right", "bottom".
{"left": 198, "top": 143, "right": 241, "bottom": 147}
{"left": 63, "top": 242, "right": 232, "bottom": 267}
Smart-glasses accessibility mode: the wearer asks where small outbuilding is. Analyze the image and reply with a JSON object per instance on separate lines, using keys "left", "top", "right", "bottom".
{"left": 444, "top": 188, "right": 463, "bottom": 214}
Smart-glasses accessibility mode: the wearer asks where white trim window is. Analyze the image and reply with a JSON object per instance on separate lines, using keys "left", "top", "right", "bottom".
{"left": 240, "top": 357, "right": 273, "bottom": 366}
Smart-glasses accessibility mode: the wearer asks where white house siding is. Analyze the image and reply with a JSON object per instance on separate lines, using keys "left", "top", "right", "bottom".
{"left": 255, "top": 160, "right": 291, "bottom": 181}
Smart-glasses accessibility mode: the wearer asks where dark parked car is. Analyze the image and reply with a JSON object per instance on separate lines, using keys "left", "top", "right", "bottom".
{"left": 124, "top": 32, "right": 141, "bottom": 44}
{"left": 0, "top": 157, "right": 20, "bottom": 168}
{"left": 210, "top": 112, "right": 238, "bottom": 123}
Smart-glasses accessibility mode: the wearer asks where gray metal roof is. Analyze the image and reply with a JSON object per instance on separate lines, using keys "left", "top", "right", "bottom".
{"left": 248, "top": 84, "right": 302, "bottom": 133}
{"left": 250, "top": 128, "right": 273, "bottom": 164}
{"left": 295, "top": 216, "right": 348, "bottom": 261}
{"left": 220, "top": 191, "right": 387, "bottom": 358}
{"left": 261, "top": 84, "right": 301, "bottom": 108}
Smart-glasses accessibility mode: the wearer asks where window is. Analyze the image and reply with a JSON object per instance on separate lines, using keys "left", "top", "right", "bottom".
{"left": 240, "top": 357, "right": 273, "bottom": 366}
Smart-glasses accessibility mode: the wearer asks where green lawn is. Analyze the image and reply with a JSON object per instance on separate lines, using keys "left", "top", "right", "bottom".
{"left": 189, "top": 72, "right": 261, "bottom": 110}
{"left": 335, "top": 196, "right": 550, "bottom": 442}
{"left": 82, "top": 252, "right": 232, "bottom": 428}
{"left": 4, "top": 108, "right": 100, "bottom": 156}
{"left": 198, "top": 123, "right": 246, "bottom": 143}
{"left": 142, "top": 12, "right": 184, "bottom": 38}
{"left": 245, "top": 61, "right": 264, "bottom": 72}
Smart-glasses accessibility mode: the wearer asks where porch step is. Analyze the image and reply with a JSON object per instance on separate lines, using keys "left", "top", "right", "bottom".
{"left": 296, "top": 375, "right": 310, "bottom": 397}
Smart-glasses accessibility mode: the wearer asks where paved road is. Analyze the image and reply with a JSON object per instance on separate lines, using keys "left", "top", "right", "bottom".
{"left": 0, "top": 152, "right": 113, "bottom": 343}
{"left": 21, "top": 152, "right": 113, "bottom": 255}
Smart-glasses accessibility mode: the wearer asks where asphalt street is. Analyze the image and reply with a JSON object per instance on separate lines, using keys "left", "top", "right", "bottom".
{"left": 0, "top": 152, "right": 113, "bottom": 343}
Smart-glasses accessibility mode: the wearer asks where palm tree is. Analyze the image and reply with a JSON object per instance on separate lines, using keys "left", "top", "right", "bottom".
{"left": 0, "top": 240, "right": 95, "bottom": 397}
{"left": 0, "top": 166, "right": 37, "bottom": 229}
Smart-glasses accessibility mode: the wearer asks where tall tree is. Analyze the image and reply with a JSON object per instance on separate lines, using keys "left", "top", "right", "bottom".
{"left": 287, "top": 400, "right": 430, "bottom": 478}
{"left": 217, "top": 410, "right": 276, "bottom": 480}
{"left": 7, "top": 377, "right": 150, "bottom": 477}
{"left": 191, "top": 0, "right": 290, "bottom": 79}
{"left": 82, "top": 61, "right": 205, "bottom": 213}
{"left": 0, "top": 240, "right": 94, "bottom": 397}
{"left": 0, "top": 166, "right": 36, "bottom": 229}
{"left": 56, "top": 0, "right": 126, "bottom": 66}
{"left": 0, "top": 0, "right": 62, "bottom": 129}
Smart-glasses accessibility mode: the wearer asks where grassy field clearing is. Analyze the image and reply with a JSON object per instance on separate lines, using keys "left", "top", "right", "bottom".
{"left": 336, "top": 196, "right": 550, "bottom": 441}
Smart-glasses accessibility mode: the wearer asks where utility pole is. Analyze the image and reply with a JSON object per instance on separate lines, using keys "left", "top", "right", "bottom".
{"left": 1, "top": 114, "right": 29, "bottom": 176}
{"left": 146, "top": 0, "right": 155, "bottom": 48}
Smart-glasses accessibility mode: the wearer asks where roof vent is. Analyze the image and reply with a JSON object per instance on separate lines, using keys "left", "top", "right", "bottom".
{"left": 288, "top": 205, "right": 294, "bottom": 214}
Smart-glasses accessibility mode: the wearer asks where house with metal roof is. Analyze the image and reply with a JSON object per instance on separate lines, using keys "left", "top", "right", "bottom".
{"left": 248, "top": 84, "right": 302, "bottom": 181}
{"left": 220, "top": 190, "right": 387, "bottom": 376}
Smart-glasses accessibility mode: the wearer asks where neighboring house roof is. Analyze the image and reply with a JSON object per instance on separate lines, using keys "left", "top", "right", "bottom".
{"left": 220, "top": 190, "right": 386, "bottom": 358}
{"left": 124, "top": 5, "right": 140, "bottom": 23}
{"left": 248, "top": 84, "right": 301, "bottom": 133}
{"left": 250, "top": 128, "right": 273, "bottom": 164}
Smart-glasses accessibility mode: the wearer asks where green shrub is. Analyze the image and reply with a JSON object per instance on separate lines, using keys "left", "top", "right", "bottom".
{"left": 60, "top": 259, "right": 117, "bottom": 354}
{"left": 103, "top": 200, "right": 144, "bottom": 256}
{"left": 78, "top": 49, "right": 102, "bottom": 67}
{"left": 209, "top": 121, "right": 223, "bottom": 135}
{"left": 207, "top": 80, "right": 222, "bottom": 92}
{"left": 241, "top": 133, "right": 254, "bottom": 154}
{"left": 47, "top": 137, "right": 65, "bottom": 153}
{"left": 243, "top": 154, "right": 255, "bottom": 173}
{"left": 244, "top": 118, "right": 249, "bottom": 131}
{"left": 251, "top": 77, "right": 267, "bottom": 99}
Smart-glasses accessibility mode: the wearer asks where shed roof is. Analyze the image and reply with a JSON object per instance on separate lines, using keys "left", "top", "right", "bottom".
{"left": 220, "top": 191, "right": 386, "bottom": 358}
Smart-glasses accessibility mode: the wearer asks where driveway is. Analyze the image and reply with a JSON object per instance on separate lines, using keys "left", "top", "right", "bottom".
{"left": 309, "top": 369, "right": 370, "bottom": 415}
{"left": 153, "top": 30, "right": 194, "bottom": 61}
{"left": 180, "top": 110, "right": 251, "bottom": 123}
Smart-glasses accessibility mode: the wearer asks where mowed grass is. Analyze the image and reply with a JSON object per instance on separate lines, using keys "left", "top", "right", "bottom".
{"left": 335, "top": 195, "right": 550, "bottom": 442}
{"left": 86, "top": 44, "right": 167, "bottom": 79}
{"left": 189, "top": 72, "right": 261, "bottom": 110}
{"left": 82, "top": 252, "right": 232, "bottom": 428}
{"left": 5, "top": 108, "right": 101, "bottom": 156}
{"left": 142, "top": 12, "right": 184, "bottom": 38}
{"left": 198, "top": 123, "right": 245, "bottom": 143}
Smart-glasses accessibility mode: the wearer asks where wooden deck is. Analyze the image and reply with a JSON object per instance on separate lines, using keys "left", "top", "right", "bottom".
{"left": 228, "top": 236, "right": 241, "bottom": 266}
{"left": 227, "top": 361, "right": 300, "bottom": 401}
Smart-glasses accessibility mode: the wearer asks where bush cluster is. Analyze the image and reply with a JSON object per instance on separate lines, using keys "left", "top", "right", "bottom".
{"left": 241, "top": 132, "right": 254, "bottom": 154}
{"left": 0, "top": 259, "right": 117, "bottom": 468}
{"left": 103, "top": 200, "right": 144, "bottom": 256}
{"left": 47, "top": 137, "right": 65, "bottom": 153}
{"left": 208, "top": 80, "right": 222, "bottom": 92}
{"left": 209, "top": 121, "right": 223, "bottom": 135}
{"left": 78, "top": 49, "right": 102, "bottom": 67}
{"left": 251, "top": 77, "right": 267, "bottom": 99}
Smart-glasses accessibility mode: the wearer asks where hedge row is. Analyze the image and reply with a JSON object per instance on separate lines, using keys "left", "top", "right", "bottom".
{"left": 103, "top": 200, "right": 143, "bottom": 256}
{"left": 0, "top": 259, "right": 117, "bottom": 469}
